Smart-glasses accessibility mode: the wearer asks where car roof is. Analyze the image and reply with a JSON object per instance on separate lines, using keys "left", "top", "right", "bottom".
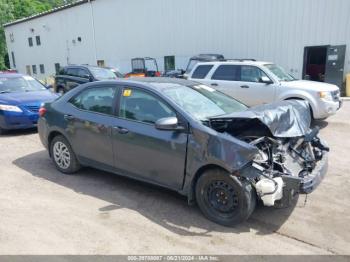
{"left": 87, "top": 77, "right": 200, "bottom": 92}
{"left": 0, "top": 73, "right": 25, "bottom": 78}
{"left": 127, "top": 77, "right": 200, "bottom": 88}
{"left": 190, "top": 54, "right": 225, "bottom": 61}
{"left": 64, "top": 65, "right": 101, "bottom": 70}
{"left": 196, "top": 60, "right": 273, "bottom": 66}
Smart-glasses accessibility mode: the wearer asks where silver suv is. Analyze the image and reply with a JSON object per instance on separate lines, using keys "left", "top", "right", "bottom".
{"left": 188, "top": 60, "right": 342, "bottom": 119}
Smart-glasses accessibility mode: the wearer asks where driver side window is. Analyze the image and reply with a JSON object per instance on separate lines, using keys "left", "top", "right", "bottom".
{"left": 119, "top": 88, "right": 176, "bottom": 124}
{"left": 241, "top": 65, "right": 269, "bottom": 83}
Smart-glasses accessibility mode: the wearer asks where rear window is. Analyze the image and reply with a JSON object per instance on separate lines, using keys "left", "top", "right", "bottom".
{"left": 212, "top": 65, "right": 240, "bottom": 81}
{"left": 191, "top": 65, "right": 213, "bottom": 79}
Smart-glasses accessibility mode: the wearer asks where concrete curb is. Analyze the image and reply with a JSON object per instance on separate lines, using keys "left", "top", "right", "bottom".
{"left": 341, "top": 97, "right": 350, "bottom": 101}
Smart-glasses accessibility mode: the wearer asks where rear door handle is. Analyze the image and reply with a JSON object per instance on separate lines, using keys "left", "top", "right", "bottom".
{"left": 240, "top": 85, "right": 250, "bottom": 88}
{"left": 64, "top": 114, "right": 75, "bottom": 120}
{"left": 114, "top": 126, "right": 129, "bottom": 134}
{"left": 211, "top": 83, "right": 218, "bottom": 87}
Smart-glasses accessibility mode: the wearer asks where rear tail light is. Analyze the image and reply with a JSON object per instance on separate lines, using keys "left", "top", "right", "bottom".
{"left": 155, "top": 71, "right": 161, "bottom": 77}
{"left": 39, "top": 107, "right": 47, "bottom": 117}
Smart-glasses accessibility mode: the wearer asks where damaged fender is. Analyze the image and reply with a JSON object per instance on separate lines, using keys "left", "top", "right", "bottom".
{"left": 181, "top": 123, "right": 259, "bottom": 202}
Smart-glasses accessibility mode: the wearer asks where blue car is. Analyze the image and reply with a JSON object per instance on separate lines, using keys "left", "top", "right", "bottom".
{"left": 0, "top": 73, "right": 58, "bottom": 134}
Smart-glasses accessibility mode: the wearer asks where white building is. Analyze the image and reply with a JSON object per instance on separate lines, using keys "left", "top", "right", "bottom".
{"left": 4, "top": 0, "right": 350, "bottom": 90}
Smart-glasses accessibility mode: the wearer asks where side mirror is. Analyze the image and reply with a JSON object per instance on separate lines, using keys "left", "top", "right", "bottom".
{"left": 260, "top": 76, "right": 273, "bottom": 84}
{"left": 155, "top": 117, "right": 184, "bottom": 131}
{"left": 83, "top": 74, "right": 93, "bottom": 81}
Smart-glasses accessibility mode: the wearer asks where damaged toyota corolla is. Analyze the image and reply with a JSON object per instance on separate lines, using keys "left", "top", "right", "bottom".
{"left": 38, "top": 78, "right": 329, "bottom": 226}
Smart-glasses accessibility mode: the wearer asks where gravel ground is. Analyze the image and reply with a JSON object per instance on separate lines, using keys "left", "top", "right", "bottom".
{"left": 0, "top": 102, "right": 349, "bottom": 255}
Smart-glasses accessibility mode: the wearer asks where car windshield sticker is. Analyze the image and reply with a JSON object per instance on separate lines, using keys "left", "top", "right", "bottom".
{"left": 123, "top": 89, "right": 132, "bottom": 97}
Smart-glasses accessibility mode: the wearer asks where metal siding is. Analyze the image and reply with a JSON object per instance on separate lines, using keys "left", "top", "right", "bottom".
{"left": 4, "top": 0, "right": 350, "bottom": 79}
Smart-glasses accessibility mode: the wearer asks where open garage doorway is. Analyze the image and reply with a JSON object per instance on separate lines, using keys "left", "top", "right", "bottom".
{"left": 303, "top": 45, "right": 346, "bottom": 88}
{"left": 303, "top": 46, "right": 327, "bottom": 82}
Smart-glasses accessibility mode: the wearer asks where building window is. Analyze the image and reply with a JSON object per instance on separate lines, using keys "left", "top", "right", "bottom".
{"left": 11, "top": 52, "right": 16, "bottom": 68}
{"left": 32, "top": 65, "right": 37, "bottom": 74}
{"left": 164, "top": 56, "right": 175, "bottom": 71}
{"left": 55, "top": 63, "right": 60, "bottom": 74}
{"left": 28, "top": 37, "right": 33, "bottom": 47}
{"left": 26, "top": 65, "right": 31, "bottom": 75}
{"left": 36, "top": 36, "right": 41, "bottom": 46}
{"left": 40, "top": 64, "right": 45, "bottom": 74}
{"left": 97, "top": 60, "right": 105, "bottom": 67}
{"left": 9, "top": 33, "right": 14, "bottom": 42}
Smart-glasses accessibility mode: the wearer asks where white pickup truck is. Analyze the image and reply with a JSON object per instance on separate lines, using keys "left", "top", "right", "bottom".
{"left": 188, "top": 60, "right": 342, "bottom": 119}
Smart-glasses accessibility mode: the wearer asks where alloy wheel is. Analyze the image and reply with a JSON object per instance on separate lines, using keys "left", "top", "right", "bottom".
{"left": 53, "top": 141, "right": 71, "bottom": 169}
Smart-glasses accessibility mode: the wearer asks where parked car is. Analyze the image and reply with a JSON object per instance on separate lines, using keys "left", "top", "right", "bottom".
{"left": 188, "top": 60, "right": 342, "bottom": 119}
{"left": 38, "top": 78, "right": 328, "bottom": 226}
{"left": 183, "top": 54, "right": 225, "bottom": 79}
{"left": 0, "top": 73, "right": 58, "bottom": 134}
{"left": 0, "top": 69, "right": 18, "bottom": 74}
{"left": 104, "top": 67, "right": 124, "bottom": 78}
{"left": 54, "top": 65, "right": 117, "bottom": 94}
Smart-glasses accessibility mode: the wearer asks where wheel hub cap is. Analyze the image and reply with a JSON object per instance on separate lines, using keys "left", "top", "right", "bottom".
{"left": 53, "top": 141, "right": 71, "bottom": 169}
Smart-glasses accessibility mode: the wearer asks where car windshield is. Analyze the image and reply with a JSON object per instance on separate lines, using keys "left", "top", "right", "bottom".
{"left": 160, "top": 83, "right": 247, "bottom": 121}
{"left": 265, "top": 64, "right": 296, "bottom": 81}
{"left": 0, "top": 76, "right": 47, "bottom": 93}
{"left": 89, "top": 67, "right": 117, "bottom": 80}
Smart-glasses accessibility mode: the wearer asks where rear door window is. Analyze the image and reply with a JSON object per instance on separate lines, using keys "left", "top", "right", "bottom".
{"left": 70, "top": 86, "right": 117, "bottom": 115}
{"left": 212, "top": 65, "right": 240, "bottom": 81}
{"left": 191, "top": 65, "right": 213, "bottom": 79}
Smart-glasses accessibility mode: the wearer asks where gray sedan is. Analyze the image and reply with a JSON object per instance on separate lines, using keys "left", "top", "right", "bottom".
{"left": 38, "top": 78, "right": 328, "bottom": 226}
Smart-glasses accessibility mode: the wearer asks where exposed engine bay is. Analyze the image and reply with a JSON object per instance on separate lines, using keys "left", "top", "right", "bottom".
{"left": 208, "top": 100, "right": 329, "bottom": 207}
{"left": 241, "top": 133, "right": 329, "bottom": 207}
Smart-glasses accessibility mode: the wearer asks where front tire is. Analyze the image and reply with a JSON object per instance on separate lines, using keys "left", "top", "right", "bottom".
{"left": 50, "top": 135, "right": 81, "bottom": 174}
{"left": 195, "top": 169, "right": 256, "bottom": 226}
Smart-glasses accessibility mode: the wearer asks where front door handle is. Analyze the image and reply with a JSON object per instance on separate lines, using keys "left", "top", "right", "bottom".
{"left": 240, "top": 85, "right": 250, "bottom": 88}
{"left": 114, "top": 126, "right": 129, "bottom": 134}
{"left": 211, "top": 83, "right": 218, "bottom": 87}
{"left": 64, "top": 114, "right": 75, "bottom": 120}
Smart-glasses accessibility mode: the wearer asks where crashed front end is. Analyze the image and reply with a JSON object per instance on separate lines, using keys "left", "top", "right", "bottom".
{"left": 209, "top": 100, "right": 329, "bottom": 207}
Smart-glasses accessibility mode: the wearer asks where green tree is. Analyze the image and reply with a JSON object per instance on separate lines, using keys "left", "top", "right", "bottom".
{"left": 0, "top": 0, "right": 75, "bottom": 70}
{"left": 0, "top": 0, "right": 14, "bottom": 70}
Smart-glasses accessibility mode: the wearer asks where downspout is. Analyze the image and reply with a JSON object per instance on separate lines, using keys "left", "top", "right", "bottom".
{"left": 88, "top": 0, "right": 98, "bottom": 64}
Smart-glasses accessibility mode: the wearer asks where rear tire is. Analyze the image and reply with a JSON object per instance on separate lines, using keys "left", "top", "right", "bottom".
{"left": 195, "top": 169, "right": 256, "bottom": 226}
{"left": 50, "top": 135, "right": 81, "bottom": 174}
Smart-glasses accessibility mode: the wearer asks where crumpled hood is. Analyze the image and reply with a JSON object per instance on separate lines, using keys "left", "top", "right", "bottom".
{"left": 0, "top": 91, "right": 58, "bottom": 105}
{"left": 210, "top": 100, "right": 312, "bottom": 137}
